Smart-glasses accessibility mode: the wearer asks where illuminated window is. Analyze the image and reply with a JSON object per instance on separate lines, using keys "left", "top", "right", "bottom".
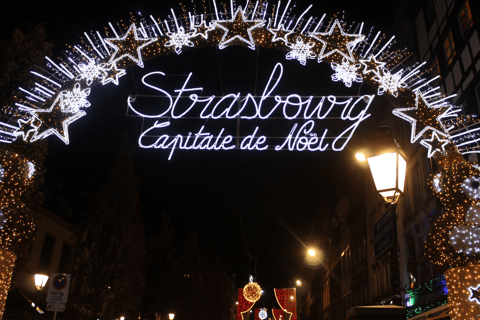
{"left": 458, "top": 1, "right": 473, "bottom": 34}
{"left": 443, "top": 31, "right": 455, "bottom": 66}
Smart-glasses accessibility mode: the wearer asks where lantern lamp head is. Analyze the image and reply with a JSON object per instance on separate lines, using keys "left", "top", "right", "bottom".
{"left": 34, "top": 274, "right": 49, "bottom": 291}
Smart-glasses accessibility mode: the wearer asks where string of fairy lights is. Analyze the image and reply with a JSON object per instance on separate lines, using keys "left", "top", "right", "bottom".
{"left": 1, "top": 0, "right": 480, "bottom": 318}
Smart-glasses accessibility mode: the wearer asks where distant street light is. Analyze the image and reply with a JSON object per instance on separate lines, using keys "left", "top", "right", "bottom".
{"left": 295, "top": 280, "right": 302, "bottom": 287}
{"left": 32, "top": 274, "right": 49, "bottom": 320}
{"left": 168, "top": 313, "right": 175, "bottom": 320}
{"left": 357, "top": 127, "right": 407, "bottom": 204}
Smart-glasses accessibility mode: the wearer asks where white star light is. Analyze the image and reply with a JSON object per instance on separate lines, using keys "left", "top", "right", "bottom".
{"left": 373, "top": 68, "right": 407, "bottom": 97}
{"left": 285, "top": 37, "right": 316, "bottom": 66}
{"left": 309, "top": 19, "right": 364, "bottom": 62}
{"left": 214, "top": 6, "right": 265, "bottom": 50}
{"left": 101, "top": 63, "right": 127, "bottom": 86}
{"left": 105, "top": 24, "right": 157, "bottom": 68}
{"left": 420, "top": 131, "right": 449, "bottom": 158}
{"left": 191, "top": 20, "right": 215, "bottom": 40}
{"left": 331, "top": 58, "right": 363, "bottom": 87}
{"left": 268, "top": 23, "right": 294, "bottom": 43}
{"left": 75, "top": 60, "right": 105, "bottom": 86}
{"left": 60, "top": 83, "right": 91, "bottom": 113}
{"left": 165, "top": 27, "right": 195, "bottom": 54}
{"left": 392, "top": 91, "right": 451, "bottom": 143}
{"left": 29, "top": 94, "right": 86, "bottom": 145}
{"left": 15, "top": 118, "right": 36, "bottom": 141}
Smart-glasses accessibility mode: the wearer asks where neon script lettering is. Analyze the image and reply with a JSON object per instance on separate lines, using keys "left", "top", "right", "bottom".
{"left": 128, "top": 63, "right": 374, "bottom": 159}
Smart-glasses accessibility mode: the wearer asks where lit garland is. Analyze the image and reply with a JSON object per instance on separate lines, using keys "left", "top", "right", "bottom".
{"left": 274, "top": 288, "right": 296, "bottom": 320}
{"left": 0, "top": 250, "right": 16, "bottom": 319}
{"left": 445, "top": 266, "right": 480, "bottom": 320}
{"left": 236, "top": 288, "right": 255, "bottom": 320}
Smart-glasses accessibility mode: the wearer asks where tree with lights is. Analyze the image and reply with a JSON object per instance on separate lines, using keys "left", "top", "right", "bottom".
{"left": 69, "top": 135, "right": 145, "bottom": 320}
{"left": 0, "top": 24, "right": 51, "bottom": 317}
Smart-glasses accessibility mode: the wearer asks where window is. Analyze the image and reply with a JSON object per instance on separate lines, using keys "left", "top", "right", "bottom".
{"left": 443, "top": 31, "right": 456, "bottom": 66}
{"left": 459, "top": 1, "right": 473, "bottom": 34}
{"left": 38, "top": 234, "right": 56, "bottom": 272}
{"left": 57, "top": 242, "right": 72, "bottom": 273}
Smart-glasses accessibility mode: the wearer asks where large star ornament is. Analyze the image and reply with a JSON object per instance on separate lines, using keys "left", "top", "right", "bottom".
{"left": 29, "top": 95, "right": 86, "bottom": 144}
{"left": 309, "top": 19, "right": 364, "bottom": 62}
{"left": 392, "top": 91, "right": 452, "bottom": 143}
{"left": 105, "top": 24, "right": 157, "bottom": 68}
{"left": 214, "top": 7, "right": 265, "bottom": 50}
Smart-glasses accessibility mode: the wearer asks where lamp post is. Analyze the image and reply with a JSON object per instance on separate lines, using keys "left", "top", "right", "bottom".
{"left": 32, "top": 274, "right": 49, "bottom": 320}
{"left": 168, "top": 313, "right": 175, "bottom": 320}
{"left": 357, "top": 127, "right": 407, "bottom": 204}
{"left": 357, "top": 127, "right": 408, "bottom": 307}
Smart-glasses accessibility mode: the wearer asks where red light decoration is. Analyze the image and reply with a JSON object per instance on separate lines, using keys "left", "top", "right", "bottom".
{"left": 274, "top": 288, "right": 297, "bottom": 320}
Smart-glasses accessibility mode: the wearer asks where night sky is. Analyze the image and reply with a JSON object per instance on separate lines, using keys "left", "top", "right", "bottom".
{"left": 3, "top": 0, "right": 400, "bottom": 306}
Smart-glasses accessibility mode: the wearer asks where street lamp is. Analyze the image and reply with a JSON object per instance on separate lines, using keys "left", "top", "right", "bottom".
{"left": 357, "top": 127, "right": 407, "bottom": 204}
{"left": 168, "top": 313, "right": 175, "bottom": 320}
{"left": 295, "top": 280, "right": 302, "bottom": 287}
{"left": 32, "top": 274, "right": 48, "bottom": 320}
{"left": 305, "top": 247, "right": 322, "bottom": 267}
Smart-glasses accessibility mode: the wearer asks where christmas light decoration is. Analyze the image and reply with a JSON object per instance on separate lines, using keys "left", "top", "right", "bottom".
{"left": 419, "top": 131, "right": 450, "bottom": 158}
{"left": 214, "top": 6, "right": 265, "bottom": 50}
{"left": 259, "top": 308, "right": 267, "bottom": 320}
{"left": 3, "top": 6, "right": 480, "bottom": 316}
{"left": 373, "top": 68, "right": 406, "bottom": 97}
{"left": 236, "top": 288, "right": 255, "bottom": 320}
{"left": 274, "top": 288, "right": 297, "bottom": 320}
{"left": 104, "top": 24, "right": 157, "bottom": 68}
{"left": 243, "top": 278, "right": 262, "bottom": 303}
{"left": 164, "top": 27, "right": 195, "bottom": 54}
{"left": 0, "top": 250, "right": 16, "bottom": 319}
{"left": 285, "top": 37, "right": 316, "bottom": 66}
{"left": 445, "top": 266, "right": 480, "bottom": 320}
{"left": 76, "top": 59, "right": 106, "bottom": 86}
{"left": 309, "top": 19, "right": 364, "bottom": 62}
{"left": 462, "top": 177, "right": 480, "bottom": 199}
{"left": 330, "top": 58, "right": 362, "bottom": 87}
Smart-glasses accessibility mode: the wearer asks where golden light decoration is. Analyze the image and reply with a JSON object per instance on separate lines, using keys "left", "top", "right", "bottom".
{"left": 0, "top": 249, "right": 16, "bottom": 319}
{"left": 445, "top": 265, "right": 480, "bottom": 320}
{"left": 243, "top": 281, "right": 262, "bottom": 303}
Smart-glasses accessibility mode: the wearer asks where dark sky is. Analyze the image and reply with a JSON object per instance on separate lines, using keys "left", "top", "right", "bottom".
{"left": 3, "top": 0, "right": 400, "bottom": 307}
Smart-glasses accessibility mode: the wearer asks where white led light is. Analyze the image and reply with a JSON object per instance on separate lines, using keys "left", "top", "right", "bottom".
{"left": 259, "top": 308, "right": 267, "bottom": 320}
{"left": 285, "top": 37, "right": 316, "bottom": 66}
{"left": 433, "top": 173, "right": 443, "bottom": 193}
{"left": 449, "top": 225, "right": 480, "bottom": 255}
{"left": 60, "top": 83, "right": 91, "bottom": 113}
{"left": 330, "top": 58, "right": 362, "bottom": 87}
{"left": 373, "top": 68, "right": 407, "bottom": 97}
{"left": 75, "top": 59, "right": 105, "bottom": 86}
{"left": 0, "top": 210, "right": 6, "bottom": 230}
{"left": 164, "top": 27, "right": 195, "bottom": 54}
{"left": 462, "top": 176, "right": 480, "bottom": 199}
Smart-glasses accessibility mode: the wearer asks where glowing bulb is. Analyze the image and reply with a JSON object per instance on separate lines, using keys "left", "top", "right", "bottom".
{"left": 355, "top": 153, "right": 366, "bottom": 161}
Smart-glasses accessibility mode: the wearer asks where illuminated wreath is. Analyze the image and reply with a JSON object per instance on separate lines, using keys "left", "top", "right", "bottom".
{"left": 243, "top": 281, "right": 262, "bottom": 303}
{"left": 2, "top": 1, "right": 480, "bottom": 267}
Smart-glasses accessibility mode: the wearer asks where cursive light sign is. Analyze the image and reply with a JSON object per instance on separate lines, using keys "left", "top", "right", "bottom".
{"left": 128, "top": 63, "right": 374, "bottom": 160}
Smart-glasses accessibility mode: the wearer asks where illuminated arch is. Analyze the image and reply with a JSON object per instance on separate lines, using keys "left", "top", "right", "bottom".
{"left": 1, "top": 0, "right": 480, "bottom": 309}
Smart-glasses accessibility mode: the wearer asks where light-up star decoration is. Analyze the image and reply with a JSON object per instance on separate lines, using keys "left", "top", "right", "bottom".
{"left": 392, "top": 91, "right": 451, "bottom": 143}
{"left": 420, "top": 131, "right": 450, "bottom": 158}
{"left": 359, "top": 54, "right": 385, "bottom": 77}
{"left": 28, "top": 94, "right": 86, "bottom": 144}
{"left": 192, "top": 20, "right": 214, "bottom": 40}
{"left": 286, "top": 37, "right": 316, "bottom": 65}
{"left": 214, "top": 7, "right": 265, "bottom": 50}
{"left": 309, "top": 19, "right": 364, "bottom": 62}
{"left": 15, "top": 118, "right": 37, "bottom": 141}
{"left": 105, "top": 24, "right": 157, "bottom": 68}
{"left": 331, "top": 58, "right": 362, "bottom": 87}
{"left": 165, "top": 27, "right": 195, "bottom": 54}
{"left": 469, "top": 286, "right": 480, "bottom": 304}
{"left": 101, "top": 63, "right": 126, "bottom": 86}
{"left": 268, "top": 23, "right": 294, "bottom": 43}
